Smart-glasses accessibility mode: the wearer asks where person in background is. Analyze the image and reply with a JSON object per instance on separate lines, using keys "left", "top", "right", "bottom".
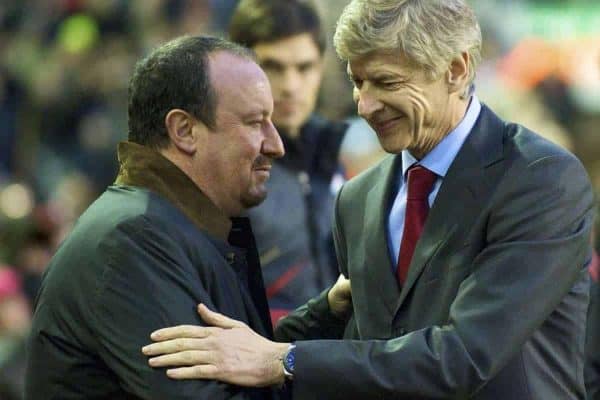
{"left": 228, "top": 0, "right": 348, "bottom": 323}
{"left": 142, "top": 1, "right": 595, "bottom": 399}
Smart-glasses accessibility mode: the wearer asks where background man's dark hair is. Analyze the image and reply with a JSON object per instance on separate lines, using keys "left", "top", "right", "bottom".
{"left": 127, "top": 35, "right": 254, "bottom": 149}
{"left": 228, "top": 0, "right": 325, "bottom": 54}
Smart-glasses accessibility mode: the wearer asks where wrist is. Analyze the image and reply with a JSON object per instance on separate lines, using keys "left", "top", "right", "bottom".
{"left": 270, "top": 342, "right": 290, "bottom": 386}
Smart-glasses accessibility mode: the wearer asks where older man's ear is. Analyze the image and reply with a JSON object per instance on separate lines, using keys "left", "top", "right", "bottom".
{"left": 447, "top": 51, "right": 470, "bottom": 98}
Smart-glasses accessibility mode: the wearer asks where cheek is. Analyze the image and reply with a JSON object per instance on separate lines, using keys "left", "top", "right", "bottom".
{"left": 219, "top": 141, "right": 253, "bottom": 173}
{"left": 240, "top": 138, "right": 263, "bottom": 164}
{"left": 308, "top": 71, "right": 323, "bottom": 88}
{"left": 405, "top": 92, "right": 433, "bottom": 124}
{"left": 303, "top": 72, "right": 322, "bottom": 97}
{"left": 383, "top": 93, "right": 413, "bottom": 118}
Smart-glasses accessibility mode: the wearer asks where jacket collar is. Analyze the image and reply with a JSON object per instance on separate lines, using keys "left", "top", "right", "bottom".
{"left": 114, "top": 141, "right": 231, "bottom": 241}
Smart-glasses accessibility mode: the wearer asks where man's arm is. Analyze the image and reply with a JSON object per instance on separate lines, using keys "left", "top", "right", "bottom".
{"left": 145, "top": 304, "right": 290, "bottom": 387}
{"left": 274, "top": 275, "right": 351, "bottom": 342}
{"left": 92, "top": 216, "right": 260, "bottom": 399}
{"left": 141, "top": 154, "right": 594, "bottom": 398}
{"left": 586, "top": 251, "right": 600, "bottom": 399}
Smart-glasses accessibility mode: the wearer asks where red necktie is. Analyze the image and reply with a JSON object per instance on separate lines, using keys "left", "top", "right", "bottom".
{"left": 397, "top": 165, "right": 437, "bottom": 284}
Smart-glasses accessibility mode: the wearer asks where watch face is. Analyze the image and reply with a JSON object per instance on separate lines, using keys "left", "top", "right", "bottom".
{"left": 284, "top": 347, "right": 296, "bottom": 373}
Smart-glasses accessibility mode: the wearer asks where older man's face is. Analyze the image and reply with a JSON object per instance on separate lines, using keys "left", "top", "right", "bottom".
{"left": 348, "top": 51, "right": 458, "bottom": 158}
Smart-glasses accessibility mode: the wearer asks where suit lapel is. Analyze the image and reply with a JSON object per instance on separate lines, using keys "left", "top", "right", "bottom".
{"left": 395, "top": 105, "right": 506, "bottom": 312}
{"left": 363, "top": 155, "right": 402, "bottom": 318}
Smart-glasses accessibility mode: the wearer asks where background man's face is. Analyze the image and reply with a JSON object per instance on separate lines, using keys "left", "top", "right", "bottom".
{"left": 253, "top": 33, "right": 324, "bottom": 138}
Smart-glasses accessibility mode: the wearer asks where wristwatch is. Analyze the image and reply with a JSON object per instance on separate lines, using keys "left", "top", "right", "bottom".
{"left": 282, "top": 344, "right": 296, "bottom": 380}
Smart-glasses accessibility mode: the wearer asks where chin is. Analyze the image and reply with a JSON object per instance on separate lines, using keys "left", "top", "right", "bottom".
{"left": 378, "top": 136, "right": 409, "bottom": 155}
{"left": 241, "top": 190, "right": 268, "bottom": 209}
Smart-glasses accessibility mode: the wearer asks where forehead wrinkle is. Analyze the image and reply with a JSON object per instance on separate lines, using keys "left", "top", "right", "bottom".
{"left": 348, "top": 56, "right": 415, "bottom": 81}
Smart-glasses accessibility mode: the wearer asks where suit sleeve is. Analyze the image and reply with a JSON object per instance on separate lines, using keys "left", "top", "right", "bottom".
{"left": 291, "top": 154, "right": 595, "bottom": 399}
{"left": 274, "top": 188, "right": 349, "bottom": 342}
{"left": 332, "top": 185, "right": 349, "bottom": 278}
{"left": 586, "top": 263, "right": 600, "bottom": 399}
{"left": 91, "top": 216, "right": 256, "bottom": 400}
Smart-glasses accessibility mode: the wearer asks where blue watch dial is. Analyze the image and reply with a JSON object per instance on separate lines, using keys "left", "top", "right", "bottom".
{"left": 284, "top": 345, "right": 296, "bottom": 374}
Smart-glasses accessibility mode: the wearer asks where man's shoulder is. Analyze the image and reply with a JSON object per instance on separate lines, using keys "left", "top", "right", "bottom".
{"left": 66, "top": 187, "right": 176, "bottom": 244}
{"left": 502, "top": 121, "right": 581, "bottom": 169}
{"left": 477, "top": 104, "right": 577, "bottom": 166}
{"left": 37, "top": 189, "right": 152, "bottom": 286}
{"left": 98, "top": 185, "right": 208, "bottom": 237}
{"left": 38, "top": 186, "right": 219, "bottom": 312}
{"left": 476, "top": 107, "right": 591, "bottom": 208}
{"left": 48, "top": 187, "right": 209, "bottom": 273}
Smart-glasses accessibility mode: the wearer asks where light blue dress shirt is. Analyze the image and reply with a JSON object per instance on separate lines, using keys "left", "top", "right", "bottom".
{"left": 387, "top": 96, "right": 482, "bottom": 270}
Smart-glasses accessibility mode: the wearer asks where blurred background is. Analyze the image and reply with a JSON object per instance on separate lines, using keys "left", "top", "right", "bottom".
{"left": 0, "top": 1, "right": 599, "bottom": 397}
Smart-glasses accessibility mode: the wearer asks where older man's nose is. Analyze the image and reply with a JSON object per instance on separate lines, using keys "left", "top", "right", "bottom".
{"left": 357, "top": 88, "right": 384, "bottom": 120}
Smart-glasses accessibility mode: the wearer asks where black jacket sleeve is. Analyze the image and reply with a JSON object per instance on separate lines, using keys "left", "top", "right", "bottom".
{"left": 274, "top": 289, "right": 347, "bottom": 342}
{"left": 91, "top": 216, "right": 257, "bottom": 400}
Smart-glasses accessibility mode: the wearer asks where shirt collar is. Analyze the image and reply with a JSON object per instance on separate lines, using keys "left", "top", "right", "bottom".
{"left": 401, "top": 95, "right": 481, "bottom": 179}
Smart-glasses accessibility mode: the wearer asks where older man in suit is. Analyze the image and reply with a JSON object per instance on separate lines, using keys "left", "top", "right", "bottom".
{"left": 142, "top": 1, "right": 595, "bottom": 399}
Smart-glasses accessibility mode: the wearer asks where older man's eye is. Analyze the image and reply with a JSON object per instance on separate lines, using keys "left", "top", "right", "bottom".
{"left": 381, "top": 81, "right": 402, "bottom": 90}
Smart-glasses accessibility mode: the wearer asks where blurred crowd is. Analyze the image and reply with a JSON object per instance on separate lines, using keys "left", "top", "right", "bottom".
{"left": 0, "top": 0, "right": 599, "bottom": 398}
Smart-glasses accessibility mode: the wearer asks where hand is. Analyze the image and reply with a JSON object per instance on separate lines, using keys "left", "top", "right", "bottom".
{"left": 142, "top": 304, "right": 290, "bottom": 387}
{"left": 327, "top": 274, "right": 352, "bottom": 318}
